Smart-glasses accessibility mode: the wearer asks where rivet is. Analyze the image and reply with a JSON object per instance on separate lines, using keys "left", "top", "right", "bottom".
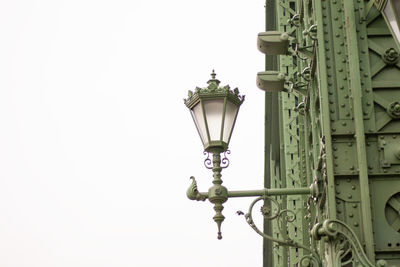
{"left": 336, "top": 190, "right": 341, "bottom": 194}
{"left": 354, "top": 222, "right": 359, "bottom": 226}
{"left": 332, "top": 128, "right": 336, "bottom": 132}
{"left": 352, "top": 185, "right": 356, "bottom": 190}
{"left": 341, "top": 104, "right": 345, "bottom": 107}
{"left": 342, "top": 122, "right": 347, "bottom": 126}
{"left": 348, "top": 143, "right": 352, "bottom": 146}
{"left": 349, "top": 213, "right": 354, "bottom": 218}
{"left": 353, "top": 204, "right": 357, "bottom": 208}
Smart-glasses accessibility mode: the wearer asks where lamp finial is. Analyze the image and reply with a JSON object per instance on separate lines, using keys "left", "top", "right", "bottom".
{"left": 207, "top": 69, "right": 220, "bottom": 87}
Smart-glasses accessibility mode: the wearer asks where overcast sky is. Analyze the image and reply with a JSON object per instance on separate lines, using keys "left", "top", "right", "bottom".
{"left": 0, "top": 1, "right": 267, "bottom": 266}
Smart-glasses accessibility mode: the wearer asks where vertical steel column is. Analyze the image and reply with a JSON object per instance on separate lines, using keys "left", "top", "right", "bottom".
{"left": 264, "top": 0, "right": 277, "bottom": 266}
{"left": 343, "top": 0, "right": 375, "bottom": 262}
{"left": 314, "top": 0, "right": 337, "bottom": 219}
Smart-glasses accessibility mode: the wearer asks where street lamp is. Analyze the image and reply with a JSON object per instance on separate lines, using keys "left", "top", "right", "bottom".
{"left": 375, "top": 0, "right": 400, "bottom": 48}
{"left": 184, "top": 71, "right": 318, "bottom": 243}
{"left": 184, "top": 70, "right": 244, "bottom": 154}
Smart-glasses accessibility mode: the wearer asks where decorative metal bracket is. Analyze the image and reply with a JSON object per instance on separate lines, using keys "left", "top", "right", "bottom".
{"left": 311, "top": 219, "right": 376, "bottom": 267}
{"left": 186, "top": 162, "right": 319, "bottom": 240}
{"left": 236, "top": 196, "right": 321, "bottom": 266}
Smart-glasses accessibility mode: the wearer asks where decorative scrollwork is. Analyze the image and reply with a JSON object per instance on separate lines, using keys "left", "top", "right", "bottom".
{"left": 312, "top": 219, "right": 374, "bottom": 267}
{"left": 203, "top": 151, "right": 213, "bottom": 169}
{"left": 298, "top": 254, "right": 322, "bottom": 267}
{"left": 220, "top": 150, "right": 230, "bottom": 169}
{"left": 237, "top": 196, "right": 321, "bottom": 266}
{"left": 186, "top": 176, "right": 207, "bottom": 201}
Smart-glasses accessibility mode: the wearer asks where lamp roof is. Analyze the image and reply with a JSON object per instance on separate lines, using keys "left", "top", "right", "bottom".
{"left": 184, "top": 70, "right": 245, "bottom": 109}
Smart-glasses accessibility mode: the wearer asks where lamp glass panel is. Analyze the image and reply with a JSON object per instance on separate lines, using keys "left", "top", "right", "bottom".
{"left": 223, "top": 101, "right": 239, "bottom": 143}
{"left": 191, "top": 103, "right": 208, "bottom": 145}
{"left": 203, "top": 99, "right": 224, "bottom": 141}
{"left": 384, "top": 0, "right": 400, "bottom": 43}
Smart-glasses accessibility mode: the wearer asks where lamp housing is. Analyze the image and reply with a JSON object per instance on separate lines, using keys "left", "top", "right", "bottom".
{"left": 184, "top": 71, "right": 244, "bottom": 153}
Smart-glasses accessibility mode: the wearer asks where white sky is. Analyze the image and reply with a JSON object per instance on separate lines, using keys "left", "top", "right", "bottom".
{"left": 0, "top": 1, "right": 266, "bottom": 266}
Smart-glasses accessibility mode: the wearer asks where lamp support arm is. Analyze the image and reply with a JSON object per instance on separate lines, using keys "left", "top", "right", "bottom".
{"left": 187, "top": 178, "right": 317, "bottom": 200}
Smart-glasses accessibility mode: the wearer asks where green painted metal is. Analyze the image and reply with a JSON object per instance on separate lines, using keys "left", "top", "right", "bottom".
{"left": 184, "top": 0, "right": 400, "bottom": 266}
{"left": 259, "top": 0, "right": 400, "bottom": 266}
{"left": 343, "top": 0, "right": 375, "bottom": 260}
